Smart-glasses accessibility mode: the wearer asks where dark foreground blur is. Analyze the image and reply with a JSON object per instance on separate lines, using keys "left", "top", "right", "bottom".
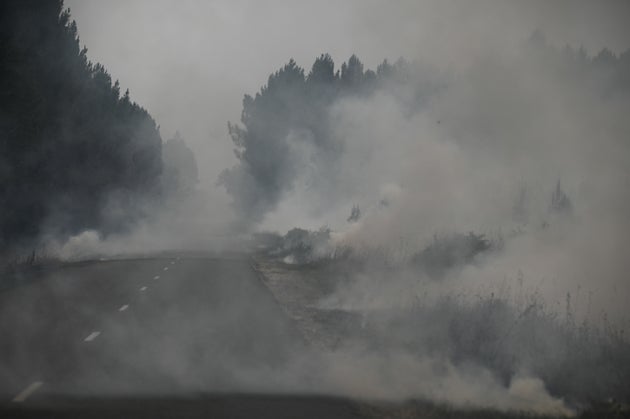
{"left": 3, "top": 394, "right": 629, "bottom": 419}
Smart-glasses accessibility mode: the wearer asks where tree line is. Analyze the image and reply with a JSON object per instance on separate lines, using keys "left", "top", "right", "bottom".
{"left": 0, "top": 0, "right": 163, "bottom": 253}
{"left": 220, "top": 53, "right": 419, "bottom": 224}
{"left": 220, "top": 40, "right": 630, "bottom": 226}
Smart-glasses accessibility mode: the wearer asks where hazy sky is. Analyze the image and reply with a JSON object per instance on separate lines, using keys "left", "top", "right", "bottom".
{"left": 65, "top": 0, "right": 629, "bottom": 187}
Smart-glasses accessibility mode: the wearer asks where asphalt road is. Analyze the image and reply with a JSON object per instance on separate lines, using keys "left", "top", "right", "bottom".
{"left": 0, "top": 255, "right": 364, "bottom": 418}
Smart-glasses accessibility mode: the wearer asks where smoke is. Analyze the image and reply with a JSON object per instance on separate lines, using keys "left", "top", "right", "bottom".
{"left": 248, "top": 41, "right": 630, "bottom": 324}
{"left": 29, "top": 0, "right": 630, "bottom": 413}
{"left": 216, "top": 35, "right": 630, "bottom": 411}
{"left": 44, "top": 190, "right": 238, "bottom": 260}
{"left": 64, "top": 0, "right": 630, "bottom": 189}
{"left": 59, "top": 1, "right": 630, "bottom": 292}
{"left": 313, "top": 350, "right": 572, "bottom": 415}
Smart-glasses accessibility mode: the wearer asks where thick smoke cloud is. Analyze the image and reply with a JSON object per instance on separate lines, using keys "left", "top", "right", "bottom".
{"left": 64, "top": 0, "right": 630, "bottom": 189}
{"left": 334, "top": 42, "right": 630, "bottom": 325}
{"left": 25, "top": 0, "right": 630, "bottom": 413}
{"left": 60, "top": 0, "right": 630, "bottom": 260}
{"left": 246, "top": 44, "right": 630, "bottom": 235}
{"left": 214, "top": 36, "right": 630, "bottom": 410}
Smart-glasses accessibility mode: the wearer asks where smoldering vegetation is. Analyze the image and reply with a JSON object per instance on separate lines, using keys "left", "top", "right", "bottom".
{"left": 235, "top": 36, "right": 630, "bottom": 413}
{"left": 253, "top": 223, "right": 630, "bottom": 411}
{"left": 2, "top": 0, "right": 630, "bottom": 416}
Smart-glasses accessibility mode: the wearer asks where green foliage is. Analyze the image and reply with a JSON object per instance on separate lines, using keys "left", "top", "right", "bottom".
{"left": 0, "top": 0, "right": 162, "bottom": 250}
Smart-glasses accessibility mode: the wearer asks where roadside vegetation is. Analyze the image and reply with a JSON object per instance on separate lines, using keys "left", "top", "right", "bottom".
{"left": 254, "top": 224, "right": 630, "bottom": 414}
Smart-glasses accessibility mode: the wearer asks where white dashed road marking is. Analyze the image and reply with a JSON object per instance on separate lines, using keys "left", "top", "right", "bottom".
{"left": 84, "top": 331, "right": 101, "bottom": 342}
{"left": 170, "top": 261, "right": 175, "bottom": 265}
{"left": 119, "top": 304, "right": 129, "bottom": 312}
{"left": 153, "top": 275, "right": 160, "bottom": 280}
{"left": 140, "top": 286, "right": 147, "bottom": 291}
{"left": 163, "top": 267, "right": 168, "bottom": 271}
{"left": 13, "top": 381, "right": 43, "bottom": 402}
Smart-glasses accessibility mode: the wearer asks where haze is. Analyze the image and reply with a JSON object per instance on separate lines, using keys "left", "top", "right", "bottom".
{"left": 65, "top": 0, "right": 630, "bottom": 187}
{"left": 2, "top": 1, "right": 630, "bottom": 417}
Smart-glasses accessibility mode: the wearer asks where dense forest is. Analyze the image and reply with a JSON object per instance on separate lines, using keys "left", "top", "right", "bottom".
{"left": 0, "top": 0, "right": 163, "bottom": 253}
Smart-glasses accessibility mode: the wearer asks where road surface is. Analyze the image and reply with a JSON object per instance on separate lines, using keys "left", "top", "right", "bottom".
{"left": 0, "top": 254, "right": 364, "bottom": 418}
